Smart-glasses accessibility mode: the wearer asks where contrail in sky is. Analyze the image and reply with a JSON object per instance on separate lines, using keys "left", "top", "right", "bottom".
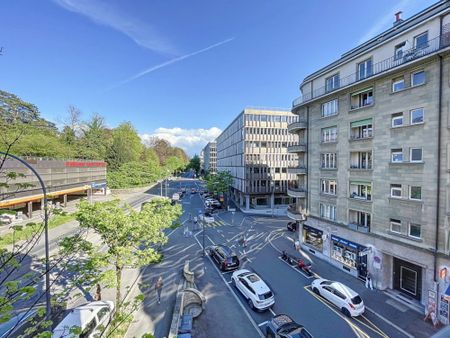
{"left": 107, "top": 37, "right": 235, "bottom": 91}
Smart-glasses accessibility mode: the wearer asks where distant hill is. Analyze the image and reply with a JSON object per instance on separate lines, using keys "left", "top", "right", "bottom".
{"left": 0, "top": 90, "right": 56, "bottom": 129}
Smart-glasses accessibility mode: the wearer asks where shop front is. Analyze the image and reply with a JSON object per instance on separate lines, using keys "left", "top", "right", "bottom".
{"left": 330, "top": 235, "right": 367, "bottom": 278}
{"left": 302, "top": 224, "right": 323, "bottom": 254}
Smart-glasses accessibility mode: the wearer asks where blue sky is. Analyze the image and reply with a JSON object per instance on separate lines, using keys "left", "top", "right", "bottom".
{"left": 0, "top": 0, "right": 437, "bottom": 155}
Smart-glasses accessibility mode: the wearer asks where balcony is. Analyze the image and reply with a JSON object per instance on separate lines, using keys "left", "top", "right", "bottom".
{"left": 287, "top": 166, "right": 307, "bottom": 175}
{"left": 348, "top": 223, "right": 370, "bottom": 233}
{"left": 287, "top": 184, "right": 307, "bottom": 198}
{"left": 287, "top": 204, "right": 306, "bottom": 221}
{"left": 288, "top": 119, "right": 307, "bottom": 133}
{"left": 287, "top": 144, "right": 307, "bottom": 153}
{"left": 292, "top": 34, "right": 449, "bottom": 107}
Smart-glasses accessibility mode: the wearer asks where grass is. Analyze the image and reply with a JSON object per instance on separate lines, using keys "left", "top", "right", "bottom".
{"left": 0, "top": 213, "right": 76, "bottom": 249}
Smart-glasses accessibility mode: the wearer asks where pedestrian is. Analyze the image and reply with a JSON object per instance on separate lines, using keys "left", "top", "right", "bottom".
{"left": 155, "top": 276, "right": 164, "bottom": 304}
{"left": 365, "top": 272, "right": 374, "bottom": 290}
{"left": 94, "top": 283, "right": 102, "bottom": 301}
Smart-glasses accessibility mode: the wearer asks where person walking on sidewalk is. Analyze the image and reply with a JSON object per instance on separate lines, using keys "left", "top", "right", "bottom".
{"left": 155, "top": 276, "right": 164, "bottom": 304}
{"left": 94, "top": 283, "right": 102, "bottom": 301}
{"left": 365, "top": 272, "right": 374, "bottom": 290}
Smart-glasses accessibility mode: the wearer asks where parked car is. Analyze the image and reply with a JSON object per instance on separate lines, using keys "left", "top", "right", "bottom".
{"left": 0, "top": 214, "right": 14, "bottom": 225}
{"left": 172, "top": 193, "right": 180, "bottom": 202}
{"left": 199, "top": 212, "right": 215, "bottom": 223}
{"left": 231, "top": 269, "right": 275, "bottom": 311}
{"left": 208, "top": 244, "right": 240, "bottom": 271}
{"left": 266, "top": 314, "right": 314, "bottom": 338}
{"left": 52, "top": 301, "right": 114, "bottom": 338}
{"left": 207, "top": 200, "right": 222, "bottom": 208}
{"left": 191, "top": 188, "right": 197, "bottom": 194}
{"left": 286, "top": 221, "right": 297, "bottom": 232}
{"left": 311, "top": 278, "right": 365, "bottom": 317}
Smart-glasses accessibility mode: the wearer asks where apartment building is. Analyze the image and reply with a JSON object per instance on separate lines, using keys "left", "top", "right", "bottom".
{"left": 288, "top": 1, "right": 450, "bottom": 317}
{"left": 202, "top": 141, "right": 217, "bottom": 175}
{"left": 216, "top": 107, "right": 298, "bottom": 213}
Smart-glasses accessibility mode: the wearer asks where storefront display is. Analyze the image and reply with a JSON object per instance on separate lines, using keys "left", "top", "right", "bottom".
{"left": 302, "top": 225, "right": 323, "bottom": 252}
{"left": 331, "top": 235, "right": 366, "bottom": 270}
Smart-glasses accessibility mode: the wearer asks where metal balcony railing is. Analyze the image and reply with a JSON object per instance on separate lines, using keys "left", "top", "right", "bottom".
{"left": 292, "top": 33, "right": 450, "bottom": 107}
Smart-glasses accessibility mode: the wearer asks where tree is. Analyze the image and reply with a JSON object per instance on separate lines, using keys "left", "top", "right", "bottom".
{"left": 187, "top": 155, "right": 201, "bottom": 174}
{"left": 75, "top": 198, "right": 182, "bottom": 317}
{"left": 205, "top": 171, "right": 233, "bottom": 196}
{"left": 79, "top": 114, "right": 111, "bottom": 160}
{"left": 107, "top": 122, "right": 143, "bottom": 170}
{"left": 165, "top": 156, "right": 185, "bottom": 175}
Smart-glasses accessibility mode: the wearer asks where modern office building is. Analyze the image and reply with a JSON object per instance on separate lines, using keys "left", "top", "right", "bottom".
{"left": 0, "top": 158, "right": 107, "bottom": 218}
{"left": 201, "top": 141, "right": 217, "bottom": 175}
{"left": 216, "top": 107, "right": 298, "bottom": 214}
{"left": 288, "top": 1, "right": 450, "bottom": 316}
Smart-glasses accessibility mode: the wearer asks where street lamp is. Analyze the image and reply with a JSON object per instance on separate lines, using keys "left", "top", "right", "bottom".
{"left": 0, "top": 151, "right": 51, "bottom": 318}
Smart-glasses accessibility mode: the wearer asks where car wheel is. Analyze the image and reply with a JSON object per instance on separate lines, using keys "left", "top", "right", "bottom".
{"left": 313, "top": 287, "right": 320, "bottom": 296}
{"left": 247, "top": 298, "right": 255, "bottom": 310}
{"left": 341, "top": 307, "right": 351, "bottom": 317}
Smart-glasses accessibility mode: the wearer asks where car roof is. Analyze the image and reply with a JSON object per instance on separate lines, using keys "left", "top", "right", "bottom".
{"left": 216, "top": 244, "right": 235, "bottom": 256}
{"left": 53, "top": 301, "right": 111, "bottom": 336}
{"left": 242, "top": 273, "right": 270, "bottom": 294}
{"left": 330, "top": 281, "right": 359, "bottom": 298}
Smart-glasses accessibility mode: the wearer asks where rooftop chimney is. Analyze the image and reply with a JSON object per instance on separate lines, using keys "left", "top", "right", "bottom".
{"left": 394, "top": 11, "right": 403, "bottom": 26}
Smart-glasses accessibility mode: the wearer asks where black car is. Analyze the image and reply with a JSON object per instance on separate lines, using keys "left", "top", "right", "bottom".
{"left": 287, "top": 221, "right": 298, "bottom": 232}
{"left": 208, "top": 244, "right": 240, "bottom": 271}
{"left": 266, "top": 314, "right": 313, "bottom": 338}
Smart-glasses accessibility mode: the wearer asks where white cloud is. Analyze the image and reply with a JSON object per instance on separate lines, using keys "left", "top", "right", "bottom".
{"left": 53, "top": 0, "right": 176, "bottom": 55}
{"left": 140, "top": 127, "right": 222, "bottom": 156}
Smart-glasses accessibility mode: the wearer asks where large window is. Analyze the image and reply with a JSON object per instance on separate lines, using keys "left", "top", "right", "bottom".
{"left": 349, "top": 181, "right": 372, "bottom": 200}
{"left": 326, "top": 74, "right": 340, "bottom": 92}
{"left": 350, "top": 151, "right": 372, "bottom": 169}
{"left": 391, "top": 148, "right": 403, "bottom": 162}
{"left": 410, "top": 148, "right": 423, "bottom": 162}
{"left": 410, "top": 108, "right": 424, "bottom": 124}
{"left": 409, "top": 186, "right": 422, "bottom": 201}
{"left": 350, "top": 118, "right": 373, "bottom": 140}
{"left": 409, "top": 223, "right": 421, "bottom": 239}
{"left": 321, "top": 179, "right": 337, "bottom": 195}
{"left": 349, "top": 210, "right": 371, "bottom": 228}
{"left": 351, "top": 88, "right": 373, "bottom": 109}
{"left": 321, "top": 99, "right": 338, "bottom": 117}
{"left": 414, "top": 32, "right": 428, "bottom": 49}
{"left": 392, "top": 77, "right": 405, "bottom": 92}
{"left": 390, "top": 219, "right": 402, "bottom": 233}
{"left": 392, "top": 113, "right": 403, "bottom": 127}
{"left": 358, "top": 58, "right": 373, "bottom": 80}
{"left": 321, "top": 153, "right": 337, "bottom": 169}
{"left": 320, "top": 203, "right": 337, "bottom": 221}
{"left": 321, "top": 126, "right": 337, "bottom": 143}
{"left": 411, "top": 71, "right": 426, "bottom": 86}
{"left": 390, "top": 184, "right": 402, "bottom": 198}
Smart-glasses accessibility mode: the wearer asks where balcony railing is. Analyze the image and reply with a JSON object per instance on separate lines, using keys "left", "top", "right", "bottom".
{"left": 292, "top": 33, "right": 450, "bottom": 107}
{"left": 348, "top": 223, "right": 370, "bottom": 233}
{"left": 350, "top": 130, "right": 373, "bottom": 140}
{"left": 350, "top": 163, "right": 372, "bottom": 170}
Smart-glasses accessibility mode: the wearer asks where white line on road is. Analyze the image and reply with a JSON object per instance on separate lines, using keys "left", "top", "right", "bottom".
{"left": 268, "top": 308, "right": 276, "bottom": 316}
{"left": 258, "top": 321, "right": 268, "bottom": 327}
{"left": 365, "top": 306, "right": 414, "bottom": 338}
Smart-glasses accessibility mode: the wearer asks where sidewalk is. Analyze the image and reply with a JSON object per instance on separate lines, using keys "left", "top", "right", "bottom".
{"left": 271, "top": 233, "right": 440, "bottom": 338}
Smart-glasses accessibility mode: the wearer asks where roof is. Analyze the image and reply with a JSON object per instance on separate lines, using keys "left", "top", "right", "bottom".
{"left": 331, "top": 281, "right": 359, "bottom": 298}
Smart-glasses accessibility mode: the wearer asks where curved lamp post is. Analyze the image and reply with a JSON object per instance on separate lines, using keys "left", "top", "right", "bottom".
{"left": 0, "top": 151, "right": 51, "bottom": 318}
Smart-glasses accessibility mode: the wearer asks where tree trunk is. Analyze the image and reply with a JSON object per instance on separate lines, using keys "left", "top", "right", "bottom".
{"left": 115, "top": 263, "right": 122, "bottom": 316}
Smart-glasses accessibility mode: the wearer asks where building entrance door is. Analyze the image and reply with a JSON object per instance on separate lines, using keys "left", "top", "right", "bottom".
{"left": 357, "top": 254, "right": 368, "bottom": 280}
{"left": 393, "top": 257, "right": 422, "bottom": 300}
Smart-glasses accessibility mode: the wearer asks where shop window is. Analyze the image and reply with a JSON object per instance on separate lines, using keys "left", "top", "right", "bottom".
{"left": 302, "top": 225, "right": 324, "bottom": 252}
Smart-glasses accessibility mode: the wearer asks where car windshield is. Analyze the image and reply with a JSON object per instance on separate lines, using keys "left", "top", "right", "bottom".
{"left": 351, "top": 295, "right": 363, "bottom": 305}
{"left": 320, "top": 280, "right": 333, "bottom": 286}
{"left": 258, "top": 291, "right": 273, "bottom": 300}
{"left": 226, "top": 257, "right": 238, "bottom": 264}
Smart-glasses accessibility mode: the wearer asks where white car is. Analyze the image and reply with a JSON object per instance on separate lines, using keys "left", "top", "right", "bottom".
{"left": 311, "top": 278, "right": 365, "bottom": 317}
{"left": 199, "top": 212, "right": 215, "bottom": 223}
{"left": 52, "top": 301, "right": 114, "bottom": 338}
{"left": 231, "top": 269, "right": 275, "bottom": 311}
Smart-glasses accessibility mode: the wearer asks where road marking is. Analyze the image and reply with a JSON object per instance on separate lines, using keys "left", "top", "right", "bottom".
{"left": 227, "top": 280, "right": 233, "bottom": 284}
{"left": 365, "top": 306, "right": 414, "bottom": 338}
{"left": 258, "top": 321, "right": 268, "bottom": 327}
{"left": 268, "top": 308, "right": 276, "bottom": 316}
{"left": 193, "top": 232, "right": 264, "bottom": 337}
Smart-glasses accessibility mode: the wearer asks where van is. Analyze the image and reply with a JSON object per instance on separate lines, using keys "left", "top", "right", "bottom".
{"left": 52, "top": 301, "right": 114, "bottom": 338}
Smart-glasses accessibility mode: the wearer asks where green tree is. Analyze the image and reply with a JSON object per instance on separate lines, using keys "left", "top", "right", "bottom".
{"left": 205, "top": 171, "right": 233, "bottom": 195}
{"left": 75, "top": 198, "right": 182, "bottom": 316}
{"left": 107, "top": 122, "right": 143, "bottom": 170}
{"left": 78, "top": 114, "right": 111, "bottom": 160}
{"left": 165, "top": 156, "right": 185, "bottom": 175}
{"left": 187, "top": 154, "right": 201, "bottom": 174}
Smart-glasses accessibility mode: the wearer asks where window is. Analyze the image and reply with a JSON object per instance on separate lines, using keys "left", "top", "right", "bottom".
{"left": 326, "top": 74, "right": 340, "bottom": 92}
{"left": 391, "top": 149, "right": 403, "bottom": 162}
{"left": 410, "top": 108, "right": 424, "bottom": 124}
{"left": 320, "top": 203, "right": 337, "bottom": 221}
{"left": 349, "top": 210, "right": 371, "bottom": 228}
{"left": 281, "top": 167, "right": 287, "bottom": 173}
{"left": 358, "top": 59, "right": 373, "bottom": 80}
{"left": 321, "top": 126, "right": 337, "bottom": 143}
{"left": 392, "top": 113, "right": 403, "bottom": 127}
{"left": 321, "top": 99, "right": 338, "bottom": 117}
{"left": 390, "top": 184, "right": 402, "bottom": 198}
{"left": 410, "top": 148, "right": 423, "bottom": 162}
{"left": 394, "top": 42, "right": 406, "bottom": 60}
{"left": 321, "top": 153, "right": 337, "bottom": 169}
{"left": 392, "top": 77, "right": 405, "bottom": 92}
{"left": 410, "top": 186, "right": 422, "bottom": 200}
{"left": 390, "top": 219, "right": 402, "bottom": 233}
{"left": 351, "top": 88, "right": 373, "bottom": 109}
{"left": 409, "top": 223, "right": 421, "bottom": 239}
{"left": 275, "top": 167, "right": 280, "bottom": 173}
{"left": 411, "top": 71, "right": 426, "bottom": 86}
{"left": 321, "top": 179, "right": 337, "bottom": 195}
{"left": 349, "top": 182, "right": 372, "bottom": 200}
{"left": 414, "top": 32, "right": 428, "bottom": 49}
{"left": 350, "top": 151, "right": 372, "bottom": 169}
{"left": 350, "top": 118, "right": 373, "bottom": 140}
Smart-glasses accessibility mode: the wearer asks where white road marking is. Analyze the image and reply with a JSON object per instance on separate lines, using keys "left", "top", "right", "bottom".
{"left": 192, "top": 232, "right": 264, "bottom": 337}
{"left": 268, "top": 308, "right": 276, "bottom": 316}
{"left": 258, "top": 321, "right": 268, "bottom": 327}
{"left": 365, "top": 306, "right": 414, "bottom": 338}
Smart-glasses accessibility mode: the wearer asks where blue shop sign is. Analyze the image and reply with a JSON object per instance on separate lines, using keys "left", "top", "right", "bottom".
{"left": 91, "top": 182, "right": 107, "bottom": 188}
{"left": 303, "top": 224, "right": 323, "bottom": 235}
{"left": 331, "top": 235, "right": 364, "bottom": 251}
